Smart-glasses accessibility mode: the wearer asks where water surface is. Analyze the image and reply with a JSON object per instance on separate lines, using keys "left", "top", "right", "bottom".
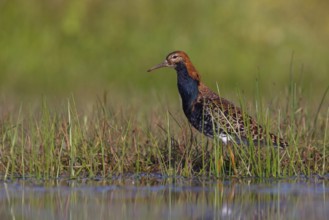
{"left": 1, "top": 175, "right": 328, "bottom": 220}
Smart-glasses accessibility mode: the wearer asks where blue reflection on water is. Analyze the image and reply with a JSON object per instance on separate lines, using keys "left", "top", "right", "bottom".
{"left": 0, "top": 175, "right": 328, "bottom": 220}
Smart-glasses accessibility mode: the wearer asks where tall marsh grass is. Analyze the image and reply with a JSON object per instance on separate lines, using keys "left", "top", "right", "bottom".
{"left": 0, "top": 80, "right": 328, "bottom": 180}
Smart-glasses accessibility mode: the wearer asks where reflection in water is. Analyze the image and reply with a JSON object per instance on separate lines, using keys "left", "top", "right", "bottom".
{"left": 0, "top": 175, "right": 328, "bottom": 220}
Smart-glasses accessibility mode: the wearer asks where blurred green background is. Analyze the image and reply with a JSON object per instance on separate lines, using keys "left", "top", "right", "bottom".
{"left": 1, "top": 0, "right": 329, "bottom": 104}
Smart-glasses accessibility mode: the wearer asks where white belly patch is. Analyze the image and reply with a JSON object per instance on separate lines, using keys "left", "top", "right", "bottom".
{"left": 218, "top": 133, "right": 232, "bottom": 145}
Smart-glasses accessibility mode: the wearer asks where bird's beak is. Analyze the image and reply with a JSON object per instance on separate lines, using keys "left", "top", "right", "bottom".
{"left": 147, "top": 60, "right": 172, "bottom": 72}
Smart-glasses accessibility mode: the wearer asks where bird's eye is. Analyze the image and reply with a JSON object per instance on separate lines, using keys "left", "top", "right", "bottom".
{"left": 172, "top": 55, "right": 178, "bottom": 59}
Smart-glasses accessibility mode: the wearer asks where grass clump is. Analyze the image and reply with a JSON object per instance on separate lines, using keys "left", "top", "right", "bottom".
{"left": 0, "top": 82, "right": 328, "bottom": 180}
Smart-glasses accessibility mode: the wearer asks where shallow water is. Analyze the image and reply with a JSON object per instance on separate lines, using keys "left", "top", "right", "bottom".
{"left": 1, "top": 175, "right": 328, "bottom": 220}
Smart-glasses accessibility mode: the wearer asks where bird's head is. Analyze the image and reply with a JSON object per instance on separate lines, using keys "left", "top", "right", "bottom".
{"left": 147, "top": 51, "right": 201, "bottom": 82}
{"left": 147, "top": 51, "right": 189, "bottom": 72}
